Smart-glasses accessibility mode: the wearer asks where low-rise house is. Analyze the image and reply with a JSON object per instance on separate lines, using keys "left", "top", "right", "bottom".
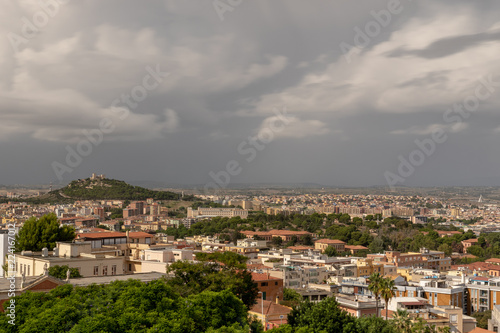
{"left": 252, "top": 272, "right": 284, "bottom": 303}
{"left": 249, "top": 300, "right": 291, "bottom": 331}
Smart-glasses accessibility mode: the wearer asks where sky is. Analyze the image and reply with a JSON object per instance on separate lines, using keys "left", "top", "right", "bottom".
{"left": 1, "top": 0, "right": 500, "bottom": 188}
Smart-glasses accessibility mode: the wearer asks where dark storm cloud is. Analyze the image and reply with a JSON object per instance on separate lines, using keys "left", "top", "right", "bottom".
{"left": 1, "top": 0, "right": 500, "bottom": 187}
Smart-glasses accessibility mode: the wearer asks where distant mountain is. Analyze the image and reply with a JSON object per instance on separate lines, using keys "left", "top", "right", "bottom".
{"left": 56, "top": 178, "right": 191, "bottom": 201}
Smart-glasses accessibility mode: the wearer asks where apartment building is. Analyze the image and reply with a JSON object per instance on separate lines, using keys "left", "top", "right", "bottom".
{"left": 187, "top": 207, "right": 249, "bottom": 219}
{"left": 466, "top": 277, "right": 500, "bottom": 314}
{"left": 385, "top": 248, "right": 451, "bottom": 272}
{"left": 383, "top": 297, "right": 476, "bottom": 333}
{"left": 269, "top": 266, "right": 329, "bottom": 288}
{"left": 355, "top": 257, "right": 397, "bottom": 277}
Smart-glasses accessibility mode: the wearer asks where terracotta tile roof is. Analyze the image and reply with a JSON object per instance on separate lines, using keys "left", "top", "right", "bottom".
{"left": 288, "top": 246, "right": 314, "bottom": 250}
{"left": 128, "top": 232, "right": 153, "bottom": 238}
{"left": 76, "top": 232, "right": 126, "bottom": 239}
{"left": 241, "top": 229, "right": 311, "bottom": 237}
{"left": 315, "top": 239, "right": 346, "bottom": 244}
{"left": 469, "top": 327, "right": 495, "bottom": 333}
{"left": 88, "top": 228, "right": 108, "bottom": 232}
{"left": 75, "top": 231, "right": 152, "bottom": 239}
{"left": 486, "top": 258, "right": 500, "bottom": 264}
{"left": 472, "top": 276, "right": 490, "bottom": 281}
{"left": 437, "top": 231, "right": 462, "bottom": 235}
{"left": 463, "top": 238, "right": 479, "bottom": 243}
{"left": 251, "top": 272, "right": 282, "bottom": 281}
{"left": 247, "top": 264, "right": 268, "bottom": 270}
{"left": 452, "top": 261, "right": 500, "bottom": 272}
{"left": 345, "top": 245, "right": 368, "bottom": 250}
{"left": 250, "top": 300, "right": 291, "bottom": 316}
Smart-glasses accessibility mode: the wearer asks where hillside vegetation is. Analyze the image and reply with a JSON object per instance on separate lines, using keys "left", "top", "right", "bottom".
{"left": 59, "top": 178, "right": 192, "bottom": 201}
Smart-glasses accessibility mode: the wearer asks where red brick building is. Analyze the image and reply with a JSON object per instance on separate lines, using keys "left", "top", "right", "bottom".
{"left": 252, "top": 272, "right": 284, "bottom": 303}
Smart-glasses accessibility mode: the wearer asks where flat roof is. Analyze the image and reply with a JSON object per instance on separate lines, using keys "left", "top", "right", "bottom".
{"left": 68, "top": 272, "right": 166, "bottom": 286}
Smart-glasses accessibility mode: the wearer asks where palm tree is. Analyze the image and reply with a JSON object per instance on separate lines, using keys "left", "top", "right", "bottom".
{"left": 368, "top": 272, "right": 383, "bottom": 317}
{"left": 393, "top": 309, "right": 411, "bottom": 333}
{"left": 380, "top": 277, "right": 396, "bottom": 320}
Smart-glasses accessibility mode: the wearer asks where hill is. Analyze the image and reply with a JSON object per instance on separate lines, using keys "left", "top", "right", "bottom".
{"left": 57, "top": 178, "right": 193, "bottom": 201}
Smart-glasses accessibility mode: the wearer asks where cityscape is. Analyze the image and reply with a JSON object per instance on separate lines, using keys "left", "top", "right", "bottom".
{"left": 2, "top": 1, "right": 500, "bottom": 332}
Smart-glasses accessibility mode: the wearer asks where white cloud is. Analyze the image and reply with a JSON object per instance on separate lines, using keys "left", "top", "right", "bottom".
{"left": 256, "top": 115, "right": 330, "bottom": 139}
{"left": 391, "top": 122, "right": 468, "bottom": 135}
{"left": 248, "top": 6, "right": 500, "bottom": 117}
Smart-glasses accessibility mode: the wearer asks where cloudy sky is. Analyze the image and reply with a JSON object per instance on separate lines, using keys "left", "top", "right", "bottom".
{"left": 1, "top": 0, "right": 500, "bottom": 188}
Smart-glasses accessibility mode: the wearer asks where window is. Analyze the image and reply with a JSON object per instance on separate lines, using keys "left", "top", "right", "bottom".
{"left": 103, "top": 266, "right": 108, "bottom": 276}
{"left": 129, "top": 264, "right": 132, "bottom": 271}
{"left": 94, "top": 266, "right": 99, "bottom": 276}
{"left": 112, "top": 265, "right": 117, "bottom": 275}
{"left": 275, "top": 282, "right": 278, "bottom": 286}
{"left": 261, "top": 282, "right": 268, "bottom": 287}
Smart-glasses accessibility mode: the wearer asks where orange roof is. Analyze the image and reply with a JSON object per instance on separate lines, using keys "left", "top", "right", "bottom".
{"left": 251, "top": 272, "right": 282, "bottom": 281}
{"left": 463, "top": 238, "right": 479, "bottom": 243}
{"left": 241, "top": 230, "right": 311, "bottom": 237}
{"left": 345, "top": 245, "right": 368, "bottom": 250}
{"left": 469, "top": 327, "right": 495, "bottom": 333}
{"left": 315, "top": 239, "right": 346, "bottom": 245}
{"left": 486, "top": 258, "right": 500, "bottom": 264}
{"left": 128, "top": 232, "right": 153, "bottom": 238}
{"left": 76, "top": 231, "right": 152, "bottom": 239}
{"left": 76, "top": 232, "right": 126, "bottom": 239}
{"left": 288, "top": 246, "right": 314, "bottom": 250}
{"left": 437, "top": 230, "right": 461, "bottom": 234}
{"left": 451, "top": 261, "right": 500, "bottom": 272}
{"left": 250, "top": 300, "right": 291, "bottom": 316}
{"left": 247, "top": 264, "right": 268, "bottom": 270}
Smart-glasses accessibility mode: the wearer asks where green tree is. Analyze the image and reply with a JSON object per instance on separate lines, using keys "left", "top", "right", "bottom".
{"left": 301, "top": 234, "right": 313, "bottom": 246}
{"left": 471, "top": 310, "right": 491, "bottom": 329}
{"left": 0, "top": 279, "right": 248, "bottom": 332}
{"left": 287, "top": 297, "right": 357, "bottom": 332}
{"left": 15, "top": 213, "right": 75, "bottom": 251}
{"left": 283, "top": 288, "right": 303, "bottom": 306}
{"left": 392, "top": 309, "right": 411, "bottom": 333}
{"left": 368, "top": 273, "right": 383, "bottom": 318}
{"left": 369, "top": 237, "right": 385, "bottom": 254}
{"left": 167, "top": 251, "right": 258, "bottom": 308}
{"left": 324, "top": 246, "right": 339, "bottom": 257}
{"left": 467, "top": 245, "right": 485, "bottom": 258}
{"left": 437, "top": 243, "right": 452, "bottom": 256}
{"left": 48, "top": 265, "right": 82, "bottom": 279}
{"left": 272, "top": 237, "right": 283, "bottom": 247}
{"left": 380, "top": 278, "right": 396, "bottom": 320}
